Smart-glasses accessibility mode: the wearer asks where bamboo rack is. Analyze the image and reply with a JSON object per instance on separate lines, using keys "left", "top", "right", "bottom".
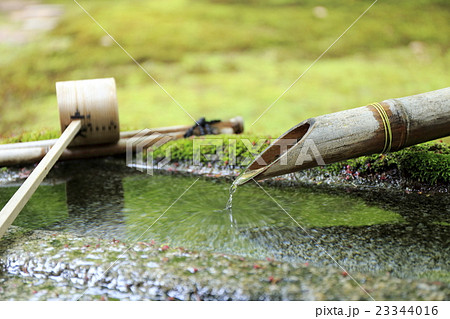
{"left": 0, "top": 117, "right": 244, "bottom": 166}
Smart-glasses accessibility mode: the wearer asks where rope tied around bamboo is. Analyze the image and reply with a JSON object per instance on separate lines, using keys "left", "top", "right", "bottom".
{"left": 370, "top": 102, "right": 393, "bottom": 154}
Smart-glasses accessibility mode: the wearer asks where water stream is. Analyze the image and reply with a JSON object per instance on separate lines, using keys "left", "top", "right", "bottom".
{"left": 226, "top": 166, "right": 266, "bottom": 210}
{"left": 0, "top": 159, "right": 448, "bottom": 279}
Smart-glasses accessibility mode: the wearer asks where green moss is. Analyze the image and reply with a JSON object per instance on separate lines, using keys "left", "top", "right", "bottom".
{"left": 106, "top": 252, "right": 121, "bottom": 263}
{"left": 418, "top": 271, "right": 450, "bottom": 284}
{"left": 150, "top": 135, "right": 449, "bottom": 185}
{"left": 0, "top": 227, "right": 34, "bottom": 252}
{"left": 0, "top": 129, "right": 60, "bottom": 144}
{"left": 150, "top": 134, "right": 271, "bottom": 165}
{"left": 435, "top": 221, "right": 450, "bottom": 226}
{"left": 170, "top": 256, "right": 188, "bottom": 263}
{"left": 324, "top": 142, "right": 450, "bottom": 184}
{"left": 66, "top": 249, "right": 84, "bottom": 259}
{"left": 49, "top": 239, "right": 62, "bottom": 248}
{"left": 0, "top": 125, "right": 447, "bottom": 186}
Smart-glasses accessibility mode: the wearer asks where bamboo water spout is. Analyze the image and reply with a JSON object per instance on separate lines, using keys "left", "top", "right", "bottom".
{"left": 240, "top": 87, "right": 450, "bottom": 184}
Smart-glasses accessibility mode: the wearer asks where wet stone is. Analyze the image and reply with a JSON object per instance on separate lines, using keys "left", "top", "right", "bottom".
{"left": 0, "top": 227, "right": 448, "bottom": 301}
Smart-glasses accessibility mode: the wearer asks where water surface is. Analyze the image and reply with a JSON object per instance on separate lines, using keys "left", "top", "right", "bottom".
{"left": 0, "top": 159, "right": 448, "bottom": 279}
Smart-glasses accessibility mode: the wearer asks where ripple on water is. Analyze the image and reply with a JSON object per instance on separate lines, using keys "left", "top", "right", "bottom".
{"left": 0, "top": 159, "right": 448, "bottom": 279}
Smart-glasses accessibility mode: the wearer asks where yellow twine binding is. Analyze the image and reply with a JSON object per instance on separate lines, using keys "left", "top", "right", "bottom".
{"left": 371, "top": 102, "right": 392, "bottom": 153}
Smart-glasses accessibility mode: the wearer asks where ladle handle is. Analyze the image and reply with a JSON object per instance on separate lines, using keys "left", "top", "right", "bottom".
{"left": 0, "top": 120, "right": 82, "bottom": 239}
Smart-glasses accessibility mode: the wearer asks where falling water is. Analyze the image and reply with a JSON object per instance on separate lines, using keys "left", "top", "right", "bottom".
{"left": 225, "top": 182, "right": 238, "bottom": 211}
{"left": 226, "top": 167, "right": 267, "bottom": 211}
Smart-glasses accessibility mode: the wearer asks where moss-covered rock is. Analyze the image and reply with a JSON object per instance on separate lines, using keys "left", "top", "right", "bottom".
{"left": 1, "top": 131, "right": 448, "bottom": 186}
{"left": 151, "top": 134, "right": 272, "bottom": 166}
{"left": 324, "top": 142, "right": 450, "bottom": 184}
{"left": 150, "top": 135, "right": 449, "bottom": 186}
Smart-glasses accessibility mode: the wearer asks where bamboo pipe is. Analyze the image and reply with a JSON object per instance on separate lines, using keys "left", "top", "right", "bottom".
{"left": 0, "top": 117, "right": 244, "bottom": 166}
{"left": 0, "top": 133, "right": 176, "bottom": 166}
{"left": 238, "top": 87, "right": 450, "bottom": 184}
{"left": 0, "top": 130, "right": 187, "bottom": 152}
{"left": 0, "top": 130, "right": 180, "bottom": 151}
{"left": 0, "top": 116, "right": 244, "bottom": 152}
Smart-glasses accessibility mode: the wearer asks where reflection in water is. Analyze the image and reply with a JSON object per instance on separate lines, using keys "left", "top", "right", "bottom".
{"left": 120, "top": 174, "right": 404, "bottom": 257}
{"left": 0, "top": 182, "right": 67, "bottom": 229}
{"left": 54, "top": 160, "right": 127, "bottom": 238}
{"left": 0, "top": 159, "right": 448, "bottom": 279}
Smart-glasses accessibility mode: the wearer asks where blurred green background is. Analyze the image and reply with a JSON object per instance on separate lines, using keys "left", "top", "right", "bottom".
{"left": 0, "top": 0, "right": 449, "bottom": 139}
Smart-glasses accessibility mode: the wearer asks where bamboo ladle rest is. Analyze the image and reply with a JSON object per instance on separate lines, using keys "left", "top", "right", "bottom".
{"left": 0, "top": 116, "right": 244, "bottom": 166}
{"left": 0, "top": 78, "right": 120, "bottom": 239}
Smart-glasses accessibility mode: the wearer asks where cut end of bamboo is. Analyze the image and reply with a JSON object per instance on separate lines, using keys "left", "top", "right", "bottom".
{"left": 248, "top": 120, "right": 313, "bottom": 170}
{"left": 240, "top": 119, "right": 315, "bottom": 183}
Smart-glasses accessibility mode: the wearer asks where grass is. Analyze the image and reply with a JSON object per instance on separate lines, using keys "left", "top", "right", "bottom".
{"left": 0, "top": 0, "right": 449, "bottom": 142}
